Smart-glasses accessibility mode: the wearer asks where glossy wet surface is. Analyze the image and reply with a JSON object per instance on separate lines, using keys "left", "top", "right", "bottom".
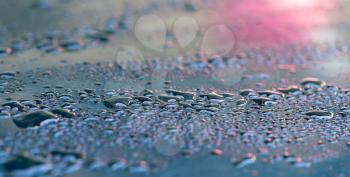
{"left": 0, "top": 56, "right": 350, "bottom": 176}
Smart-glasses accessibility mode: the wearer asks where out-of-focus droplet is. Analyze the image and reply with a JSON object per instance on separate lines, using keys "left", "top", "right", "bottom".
{"left": 154, "top": 136, "right": 184, "bottom": 156}
{"left": 173, "top": 16, "right": 199, "bottom": 48}
{"left": 135, "top": 15, "right": 166, "bottom": 52}
{"left": 201, "top": 25, "right": 235, "bottom": 58}
{"left": 233, "top": 153, "right": 257, "bottom": 168}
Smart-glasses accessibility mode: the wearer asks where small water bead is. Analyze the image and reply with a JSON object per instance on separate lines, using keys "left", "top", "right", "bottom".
{"left": 289, "top": 157, "right": 311, "bottom": 168}
{"left": 300, "top": 77, "right": 326, "bottom": 88}
{"left": 339, "top": 107, "right": 350, "bottom": 116}
{"left": 59, "top": 41, "right": 83, "bottom": 52}
{"left": 305, "top": 110, "right": 334, "bottom": 120}
{"left": 0, "top": 111, "right": 10, "bottom": 119}
{"left": 158, "top": 95, "right": 182, "bottom": 102}
{"left": 179, "top": 102, "right": 193, "bottom": 109}
{"left": 233, "top": 153, "right": 257, "bottom": 168}
{"left": 51, "top": 109, "right": 76, "bottom": 118}
{"left": 265, "top": 101, "right": 278, "bottom": 107}
{"left": 2, "top": 154, "right": 44, "bottom": 172}
{"left": 325, "top": 85, "right": 339, "bottom": 93}
{"left": 84, "top": 117, "right": 99, "bottom": 122}
{"left": 142, "top": 101, "right": 153, "bottom": 107}
{"left": 0, "top": 71, "right": 16, "bottom": 78}
{"left": 133, "top": 96, "right": 153, "bottom": 102}
{"left": 165, "top": 89, "right": 195, "bottom": 100}
{"left": 210, "top": 97, "right": 226, "bottom": 104}
{"left": 2, "top": 101, "right": 25, "bottom": 112}
{"left": 115, "top": 103, "right": 127, "bottom": 109}
{"left": 239, "top": 89, "right": 255, "bottom": 97}
{"left": 166, "top": 104, "right": 178, "bottom": 112}
{"left": 251, "top": 97, "right": 272, "bottom": 106}
{"left": 103, "top": 97, "right": 132, "bottom": 108}
{"left": 258, "top": 90, "right": 284, "bottom": 98}
{"left": 211, "top": 149, "right": 223, "bottom": 156}
{"left": 278, "top": 85, "right": 302, "bottom": 94}
{"left": 0, "top": 47, "right": 11, "bottom": 58}
{"left": 58, "top": 95, "right": 74, "bottom": 103}
{"left": 13, "top": 110, "right": 57, "bottom": 128}
{"left": 111, "top": 159, "right": 127, "bottom": 171}
{"left": 199, "top": 92, "right": 224, "bottom": 100}
{"left": 128, "top": 160, "right": 149, "bottom": 174}
{"left": 39, "top": 119, "right": 57, "bottom": 127}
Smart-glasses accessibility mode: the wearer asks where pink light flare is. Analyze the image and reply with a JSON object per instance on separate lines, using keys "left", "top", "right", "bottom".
{"left": 212, "top": 0, "right": 334, "bottom": 46}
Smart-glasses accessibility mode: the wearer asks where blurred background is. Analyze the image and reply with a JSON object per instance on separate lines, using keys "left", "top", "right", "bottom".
{"left": 0, "top": 0, "right": 346, "bottom": 44}
{"left": 0, "top": 0, "right": 350, "bottom": 75}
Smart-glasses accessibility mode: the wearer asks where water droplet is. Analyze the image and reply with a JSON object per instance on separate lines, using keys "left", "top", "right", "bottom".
{"left": 173, "top": 16, "right": 198, "bottom": 48}
{"left": 135, "top": 14, "right": 166, "bottom": 52}
{"left": 201, "top": 25, "right": 235, "bottom": 57}
{"left": 233, "top": 153, "right": 256, "bottom": 168}
{"left": 305, "top": 110, "right": 334, "bottom": 120}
